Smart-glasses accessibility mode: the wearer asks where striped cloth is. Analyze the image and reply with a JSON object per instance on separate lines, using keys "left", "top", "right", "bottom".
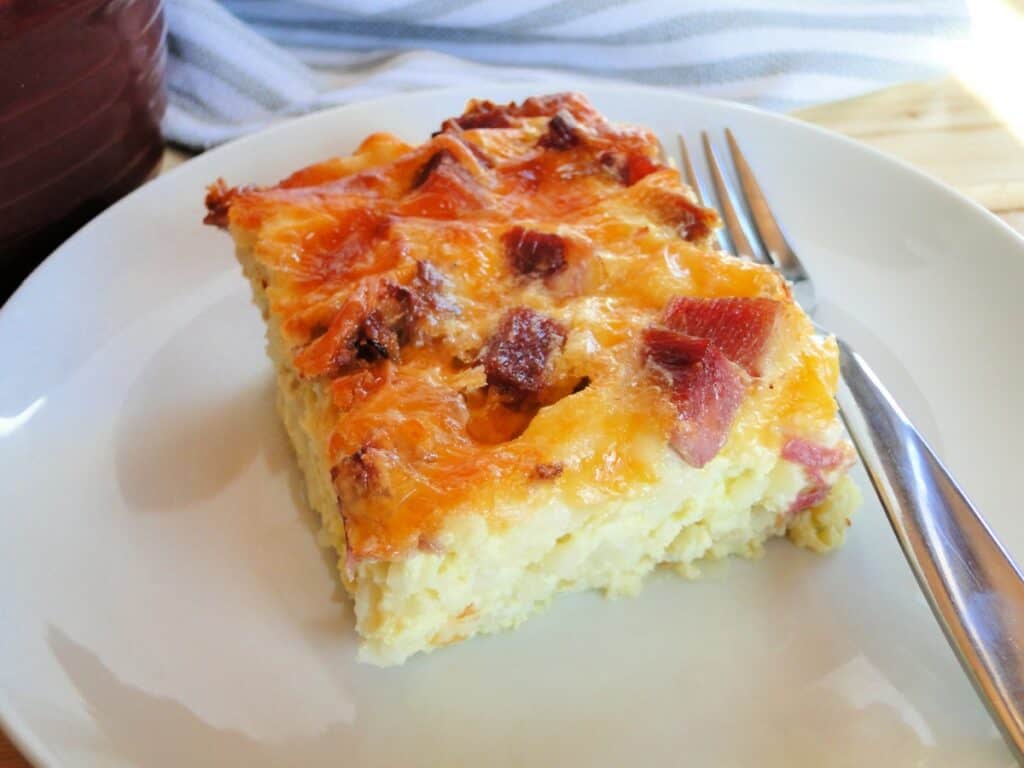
{"left": 164, "top": 0, "right": 970, "bottom": 149}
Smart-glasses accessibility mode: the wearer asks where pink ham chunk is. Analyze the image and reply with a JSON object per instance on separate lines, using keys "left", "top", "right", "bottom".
{"left": 643, "top": 327, "right": 747, "bottom": 468}
{"left": 663, "top": 297, "right": 780, "bottom": 376}
{"left": 789, "top": 485, "right": 833, "bottom": 514}
{"left": 782, "top": 437, "right": 854, "bottom": 513}
{"left": 782, "top": 437, "right": 850, "bottom": 472}
{"left": 503, "top": 227, "right": 567, "bottom": 277}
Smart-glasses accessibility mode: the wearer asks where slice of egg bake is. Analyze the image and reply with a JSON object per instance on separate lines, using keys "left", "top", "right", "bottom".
{"left": 205, "top": 93, "right": 859, "bottom": 665}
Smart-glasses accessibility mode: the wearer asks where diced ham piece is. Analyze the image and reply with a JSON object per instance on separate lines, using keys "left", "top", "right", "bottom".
{"left": 538, "top": 110, "right": 582, "bottom": 150}
{"left": 677, "top": 201, "right": 713, "bottom": 241}
{"left": 203, "top": 179, "right": 238, "bottom": 228}
{"left": 503, "top": 226, "right": 567, "bottom": 277}
{"left": 782, "top": 437, "right": 851, "bottom": 472}
{"left": 782, "top": 437, "right": 854, "bottom": 514}
{"left": 643, "top": 189, "right": 718, "bottom": 242}
{"left": 293, "top": 262, "right": 454, "bottom": 378}
{"left": 624, "top": 153, "right": 660, "bottom": 185}
{"left": 503, "top": 227, "right": 603, "bottom": 296}
{"left": 437, "top": 93, "right": 603, "bottom": 136}
{"left": 643, "top": 327, "right": 747, "bottom": 468}
{"left": 634, "top": 187, "right": 716, "bottom": 243}
{"left": 600, "top": 151, "right": 662, "bottom": 186}
{"left": 790, "top": 484, "right": 833, "bottom": 514}
{"left": 332, "top": 442, "right": 386, "bottom": 501}
{"left": 663, "top": 297, "right": 780, "bottom": 376}
{"left": 332, "top": 438, "right": 395, "bottom": 576}
{"left": 452, "top": 108, "right": 513, "bottom": 131}
{"left": 481, "top": 307, "right": 566, "bottom": 401}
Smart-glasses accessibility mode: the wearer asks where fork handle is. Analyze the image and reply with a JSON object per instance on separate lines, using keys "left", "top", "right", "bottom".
{"left": 835, "top": 339, "right": 1024, "bottom": 761}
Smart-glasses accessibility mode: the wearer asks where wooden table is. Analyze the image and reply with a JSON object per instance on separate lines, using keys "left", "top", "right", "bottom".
{"left": 797, "top": 78, "right": 1024, "bottom": 237}
{"left": 3, "top": 75, "right": 1023, "bottom": 767}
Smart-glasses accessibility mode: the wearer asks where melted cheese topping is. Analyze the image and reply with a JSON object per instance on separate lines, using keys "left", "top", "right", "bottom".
{"left": 214, "top": 93, "right": 840, "bottom": 563}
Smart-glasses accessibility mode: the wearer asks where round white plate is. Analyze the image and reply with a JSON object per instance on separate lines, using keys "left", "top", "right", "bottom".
{"left": 2, "top": 85, "right": 1022, "bottom": 767}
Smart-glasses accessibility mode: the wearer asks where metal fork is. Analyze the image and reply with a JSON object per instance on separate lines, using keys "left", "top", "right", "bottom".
{"left": 681, "top": 130, "right": 1024, "bottom": 761}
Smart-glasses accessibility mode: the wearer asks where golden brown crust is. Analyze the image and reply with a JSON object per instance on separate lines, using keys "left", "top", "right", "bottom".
{"left": 208, "top": 93, "right": 841, "bottom": 564}
{"left": 203, "top": 178, "right": 238, "bottom": 228}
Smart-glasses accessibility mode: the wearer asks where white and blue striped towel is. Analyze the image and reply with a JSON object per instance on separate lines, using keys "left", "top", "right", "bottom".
{"left": 164, "top": 0, "right": 970, "bottom": 149}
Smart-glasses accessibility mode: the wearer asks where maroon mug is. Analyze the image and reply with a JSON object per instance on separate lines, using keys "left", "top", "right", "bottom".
{"left": 0, "top": 0, "right": 167, "bottom": 294}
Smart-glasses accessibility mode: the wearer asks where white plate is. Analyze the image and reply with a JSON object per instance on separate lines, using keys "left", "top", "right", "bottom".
{"left": 2, "top": 85, "right": 1022, "bottom": 767}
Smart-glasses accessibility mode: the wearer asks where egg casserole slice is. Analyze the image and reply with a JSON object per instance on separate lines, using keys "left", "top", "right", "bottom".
{"left": 205, "top": 93, "right": 859, "bottom": 665}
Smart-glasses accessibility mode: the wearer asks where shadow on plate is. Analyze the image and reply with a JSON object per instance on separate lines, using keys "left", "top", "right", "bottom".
{"left": 114, "top": 375, "right": 272, "bottom": 511}
{"left": 111, "top": 288, "right": 351, "bottom": 638}
{"left": 35, "top": 590, "right": 1009, "bottom": 768}
{"left": 113, "top": 292, "right": 284, "bottom": 512}
{"left": 43, "top": 626, "right": 354, "bottom": 767}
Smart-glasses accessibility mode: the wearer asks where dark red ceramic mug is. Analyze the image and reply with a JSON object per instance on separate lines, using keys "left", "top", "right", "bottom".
{"left": 0, "top": 0, "right": 167, "bottom": 293}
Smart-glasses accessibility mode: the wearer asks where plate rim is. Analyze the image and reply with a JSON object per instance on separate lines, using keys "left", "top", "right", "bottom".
{"left": 2, "top": 81, "right": 1023, "bottom": 767}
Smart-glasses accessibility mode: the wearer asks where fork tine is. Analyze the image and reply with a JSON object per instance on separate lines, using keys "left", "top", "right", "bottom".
{"left": 676, "top": 135, "right": 704, "bottom": 205}
{"left": 679, "top": 135, "right": 728, "bottom": 253}
{"left": 700, "top": 132, "right": 762, "bottom": 262}
{"left": 724, "top": 129, "right": 811, "bottom": 284}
